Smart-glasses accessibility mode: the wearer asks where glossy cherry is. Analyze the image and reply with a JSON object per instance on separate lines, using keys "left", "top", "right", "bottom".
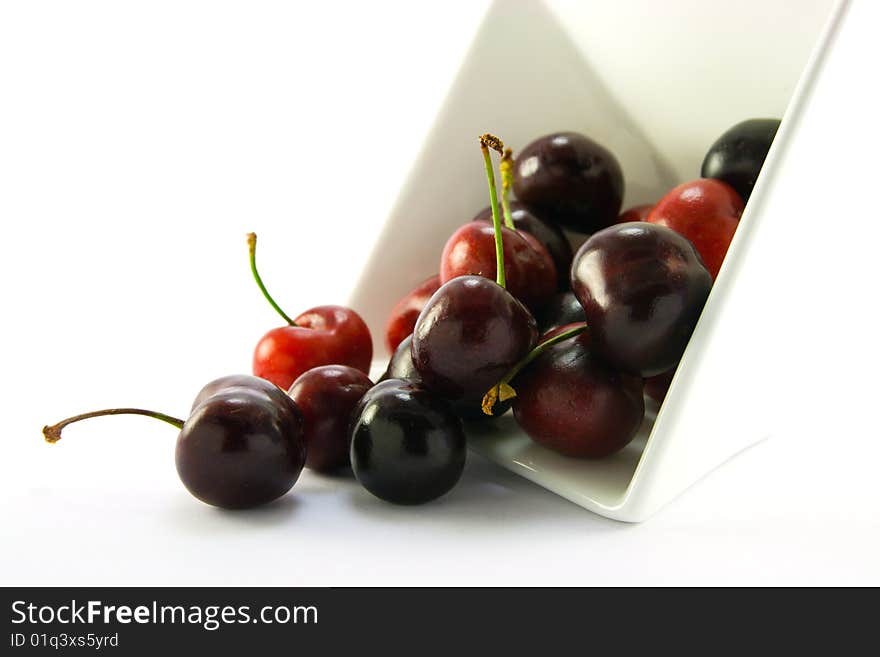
{"left": 536, "top": 291, "right": 585, "bottom": 334}
{"left": 701, "top": 118, "right": 780, "bottom": 202}
{"left": 614, "top": 204, "right": 654, "bottom": 224}
{"left": 384, "top": 275, "right": 441, "bottom": 355}
{"left": 43, "top": 375, "right": 306, "bottom": 509}
{"left": 473, "top": 201, "right": 572, "bottom": 291}
{"left": 248, "top": 233, "right": 372, "bottom": 390}
{"left": 571, "top": 222, "right": 712, "bottom": 377}
{"left": 288, "top": 365, "right": 373, "bottom": 472}
{"left": 512, "top": 330, "right": 645, "bottom": 458}
{"left": 647, "top": 179, "right": 743, "bottom": 280}
{"left": 254, "top": 306, "right": 372, "bottom": 391}
{"left": 350, "top": 379, "right": 466, "bottom": 505}
{"left": 413, "top": 275, "right": 537, "bottom": 412}
{"left": 440, "top": 222, "right": 556, "bottom": 312}
{"left": 513, "top": 132, "right": 624, "bottom": 233}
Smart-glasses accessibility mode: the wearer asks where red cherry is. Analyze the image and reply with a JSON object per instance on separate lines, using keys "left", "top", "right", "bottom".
{"left": 615, "top": 203, "right": 654, "bottom": 224}
{"left": 647, "top": 179, "right": 743, "bottom": 279}
{"left": 473, "top": 201, "right": 573, "bottom": 291}
{"left": 440, "top": 222, "right": 556, "bottom": 312}
{"left": 384, "top": 275, "right": 441, "bottom": 354}
{"left": 253, "top": 305, "right": 372, "bottom": 391}
{"left": 247, "top": 234, "right": 372, "bottom": 391}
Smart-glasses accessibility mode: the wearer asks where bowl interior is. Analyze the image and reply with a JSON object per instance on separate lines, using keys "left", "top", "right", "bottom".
{"left": 351, "top": 0, "right": 838, "bottom": 517}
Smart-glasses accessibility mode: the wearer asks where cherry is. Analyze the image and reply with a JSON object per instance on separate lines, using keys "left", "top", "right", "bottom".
{"left": 536, "top": 291, "right": 585, "bottom": 334}
{"left": 645, "top": 368, "right": 675, "bottom": 405}
{"left": 701, "top": 118, "right": 780, "bottom": 202}
{"left": 571, "top": 222, "right": 712, "bottom": 377}
{"left": 288, "top": 365, "right": 373, "bottom": 473}
{"left": 413, "top": 275, "right": 537, "bottom": 412}
{"left": 510, "top": 329, "right": 645, "bottom": 458}
{"left": 647, "top": 179, "right": 743, "bottom": 280}
{"left": 350, "top": 379, "right": 466, "bottom": 505}
{"left": 440, "top": 223, "right": 556, "bottom": 312}
{"left": 43, "top": 375, "right": 306, "bottom": 509}
{"left": 414, "top": 135, "right": 539, "bottom": 415}
{"left": 380, "top": 334, "right": 422, "bottom": 385}
{"left": 473, "top": 202, "right": 571, "bottom": 291}
{"left": 247, "top": 233, "right": 372, "bottom": 390}
{"left": 384, "top": 275, "right": 441, "bottom": 354}
{"left": 614, "top": 204, "right": 654, "bottom": 224}
{"left": 513, "top": 132, "right": 624, "bottom": 233}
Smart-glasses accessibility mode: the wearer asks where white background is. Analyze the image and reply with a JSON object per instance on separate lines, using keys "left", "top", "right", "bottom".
{"left": 2, "top": 0, "right": 878, "bottom": 586}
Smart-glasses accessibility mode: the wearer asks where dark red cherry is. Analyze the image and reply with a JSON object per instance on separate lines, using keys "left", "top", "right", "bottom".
{"left": 473, "top": 201, "right": 572, "bottom": 290}
{"left": 512, "top": 330, "right": 644, "bottom": 458}
{"left": 571, "top": 222, "right": 712, "bottom": 377}
{"left": 44, "top": 374, "right": 306, "bottom": 509}
{"left": 380, "top": 334, "right": 422, "bottom": 384}
{"left": 384, "top": 275, "right": 441, "bottom": 354}
{"left": 179, "top": 384, "right": 305, "bottom": 508}
{"left": 440, "top": 222, "right": 556, "bottom": 312}
{"left": 536, "top": 291, "right": 586, "bottom": 334}
{"left": 645, "top": 368, "right": 675, "bottom": 405}
{"left": 350, "top": 379, "right": 466, "bottom": 505}
{"left": 513, "top": 132, "right": 624, "bottom": 234}
{"left": 614, "top": 204, "right": 654, "bottom": 224}
{"left": 253, "top": 305, "right": 372, "bottom": 391}
{"left": 647, "top": 179, "right": 743, "bottom": 280}
{"left": 288, "top": 365, "right": 373, "bottom": 473}
{"left": 412, "top": 275, "right": 538, "bottom": 412}
{"left": 701, "top": 118, "right": 780, "bottom": 202}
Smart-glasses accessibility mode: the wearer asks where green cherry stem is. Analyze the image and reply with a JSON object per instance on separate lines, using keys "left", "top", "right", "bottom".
{"left": 482, "top": 323, "right": 588, "bottom": 415}
{"left": 43, "top": 408, "right": 186, "bottom": 443}
{"left": 247, "top": 233, "right": 297, "bottom": 326}
{"left": 500, "top": 148, "right": 516, "bottom": 230}
{"left": 480, "top": 134, "right": 506, "bottom": 289}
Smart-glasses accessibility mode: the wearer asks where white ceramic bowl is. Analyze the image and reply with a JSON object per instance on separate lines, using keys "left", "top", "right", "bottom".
{"left": 351, "top": 0, "right": 846, "bottom": 521}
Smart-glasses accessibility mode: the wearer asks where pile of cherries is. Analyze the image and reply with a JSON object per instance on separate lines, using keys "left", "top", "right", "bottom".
{"left": 44, "top": 119, "right": 778, "bottom": 508}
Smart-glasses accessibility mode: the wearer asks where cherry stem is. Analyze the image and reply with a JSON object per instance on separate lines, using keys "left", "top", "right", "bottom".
{"left": 482, "top": 323, "right": 588, "bottom": 415}
{"left": 480, "top": 134, "right": 506, "bottom": 288}
{"left": 247, "top": 233, "right": 297, "bottom": 326}
{"left": 500, "top": 148, "right": 516, "bottom": 230}
{"left": 43, "top": 408, "right": 186, "bottom": 443}
{"left": 507, "top": 323, "right": 587, "bottom": 384}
